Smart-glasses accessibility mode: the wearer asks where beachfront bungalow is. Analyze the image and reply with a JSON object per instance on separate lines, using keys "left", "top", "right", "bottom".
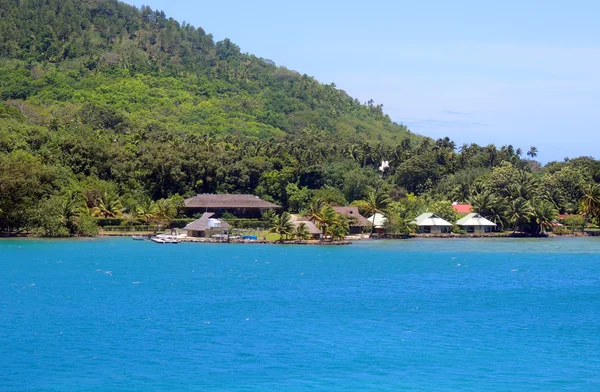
{"left": 291, "top": 220, "right": 321, "bottom": 240}
{"left": 332, "top": 206, "right": 371, "bottom": 234}
{"left": 367, "top": 212, "right": 387, "bottom": 234}
{"left": 456, "top": 213, "right": 496, "bottom": 234}
{"left": 413, "top": 213, "right": 453, "bottom": 234}
{"left": 184, "top": 194, "right": 281, "bottom": 218}
{"left": 183, "top": 212, "right": 231, "bottom": 238}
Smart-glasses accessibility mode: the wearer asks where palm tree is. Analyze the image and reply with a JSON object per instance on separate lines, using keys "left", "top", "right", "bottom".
{"left": 580, "top": 183, "right": 600, "bottom": 232}
{"left": 326, "top": 217, "right": 349, "bottom": 241}
{"left": 269, "top": 212, "right": 294, "bottom": 243}
{"left": 450, "top": 183, "right": 471, "bottom": 203}
{"left": 506, "top": 197, "right": 534, "bottom": 233}
{"left": 92, "top": 192, "right": 123, "bottom": 218}
{"left": 384, "top": 209, "right": 416, "bottom": 237}
{"left": 306, "top": 199, "right": 339, "bottom": 236}
{"left": 469, "top": 191, "right": 495, "bottom": 216}
{"left": 135, "top": 201, "right": 155, "bottom": 225}
{"left": 294, "top": 222, "right": 311, "bottom": 241}
{"left": 360, "top": 141, "right": 372, "bottom": 168}
{"left": 527, "top": 146, "right": 538, "bottom": 159}
{"left": 150, "top": 198, "right": 177, "bottom": 228}
{"left": 533, "top": 200, "right": 558, "bottom": 235}
{"left": 487, "top": 201, "right": 509, "bottom": 231}
{"left": 352, "top": 189, "right": 391, "bottom": 236}
{"left": 58, "top": 190, "right": 86, "bottom": 234}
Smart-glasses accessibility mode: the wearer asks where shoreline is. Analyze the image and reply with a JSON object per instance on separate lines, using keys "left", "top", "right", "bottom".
{"left": 0, "top": 231, "right": 595, "bottom": 242}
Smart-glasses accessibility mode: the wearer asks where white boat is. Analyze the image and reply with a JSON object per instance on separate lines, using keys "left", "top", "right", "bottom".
{"left": 131, "top": 235, "right": 146, "bottom": 241}
{"left": 151, "top": 236, "right": 181, "bottom": 244}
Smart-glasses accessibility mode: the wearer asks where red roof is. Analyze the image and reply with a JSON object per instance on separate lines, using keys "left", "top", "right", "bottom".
{"left": 452, "top": 204, "right": 472, "bottom": 214}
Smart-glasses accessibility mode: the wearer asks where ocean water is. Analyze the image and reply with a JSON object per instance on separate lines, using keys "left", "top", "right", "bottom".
{"left": 1, "top": 237, "right": 600, "bottom": 391}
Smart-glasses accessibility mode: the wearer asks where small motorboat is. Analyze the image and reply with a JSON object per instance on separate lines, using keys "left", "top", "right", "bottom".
{"left": 131, "top": 235, "right": 146, "bottom": 241}
{"left": 151, "top": 236, "right": 181, "bottom": 244}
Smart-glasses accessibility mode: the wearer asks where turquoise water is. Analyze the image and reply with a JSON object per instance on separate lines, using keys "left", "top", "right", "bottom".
{"left": 2, "top": 237, "right": 600, "bottom": 391}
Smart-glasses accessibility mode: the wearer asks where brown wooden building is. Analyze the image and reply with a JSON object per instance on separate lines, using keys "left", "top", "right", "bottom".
{"left": 184, "top": 194, "right": 281, "bottom": 218}
{"left": 332, "top": 206, "right": 371, "bottom": 234}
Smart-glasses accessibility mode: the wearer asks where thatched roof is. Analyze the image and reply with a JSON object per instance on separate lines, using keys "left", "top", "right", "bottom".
{"left": 291, "top": 220, "right": 321, "bottom": 235}
{"left": 183, "top": 212, "right": 231, "bottom": 232}
{"left": 332, "top": 206, "right": 371, "bottom": 227}
{"left": 184, "top": 194, "right": 281, "bottom": 209}
{"left": 413, "top": 213, "right": 453, "bottom": 227}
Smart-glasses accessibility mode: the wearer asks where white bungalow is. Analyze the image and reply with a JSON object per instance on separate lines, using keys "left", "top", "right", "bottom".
{"left": 456, "top": 213, "right": 496, "bottom": 234}
{"left": 367, "top": 213, "right": 387, "bottom": 229}
{"left": 413, "top": 213, "right": 453, "bottom": 234}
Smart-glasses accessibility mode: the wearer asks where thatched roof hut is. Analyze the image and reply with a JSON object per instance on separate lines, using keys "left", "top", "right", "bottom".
{"left": 291, "top": 220, "right": 321, "bottom": 237}
{"left": 183, "top": 212, "right": 231, "bottom": 237}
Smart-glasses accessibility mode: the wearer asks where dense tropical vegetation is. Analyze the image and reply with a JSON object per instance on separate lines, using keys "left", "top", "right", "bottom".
{"left": 1, "top": 0, "right": 599, "bottom": 237}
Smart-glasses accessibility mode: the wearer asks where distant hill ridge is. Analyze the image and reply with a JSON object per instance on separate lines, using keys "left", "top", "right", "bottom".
{"left": 0, "top": 0, "right": 416, "bottom": 142}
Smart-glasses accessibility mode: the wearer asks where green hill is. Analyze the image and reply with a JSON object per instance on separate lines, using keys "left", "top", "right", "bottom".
{"left": 0, "top": 0, "right": 414, "bottom": 142}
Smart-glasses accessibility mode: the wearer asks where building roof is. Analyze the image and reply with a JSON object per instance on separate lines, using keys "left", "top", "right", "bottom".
{"left": 456, "top": 213, "right": 496, "bottom": 227}
{"left": 332, "top": 206, "right": 371, "bottom": 227}
{"left": 291, "top": 220, "right": 321, "bottom": 235}
{"left": 367, "top": 212, "right": 387, "bottom": 228}
{"left": 184, "top": 194, "right": 281, "bottom": 209}
{"left": 452, "top": 203, "right": 472, "bottom": 214}
{"left": 413, "top": 213, "right": 454, "bottom": 227}
{"left": 183, "top": 212, "right": 231, "bottom": 232}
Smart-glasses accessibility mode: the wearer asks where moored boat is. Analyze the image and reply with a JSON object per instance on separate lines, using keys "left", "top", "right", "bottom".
{"left": 151, "top": 236, "right": 181, "bottom": 244}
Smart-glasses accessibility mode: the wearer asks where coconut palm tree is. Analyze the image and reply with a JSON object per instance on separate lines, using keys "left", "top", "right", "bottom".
{"left": 487, "top": 200, "right": 509, "bottom": 231}
{"left": 150, "top": 198, "right": 177, "bottom": 228}
{"left": 326, "top": 216, "right": 349, "bottom": 241}
{"left": 580, "top": 183, "right": 600, "bottom": 232}
{"left": 57, "top": 190, "right": 86, "bottom": 234}
{"left": 469, "top": 191, "right": 495, "bottom": 216}
{"left": 306, "top": 199, "right": 339, "bottom": 236}
{"left": 93, "top": 191, "right": 123, "bottom": 218}
{"left": 135, "top": 201, "right": 155, "bottom": 225}
{"left": 384, "top": 209, "right": 416, "bottom": 237}
{"left": 506, "top": 197, "right": 534, "bottom": 233}
{"left": 450, "top": 183, "right": 471, "bottom": 203}
{"left": 527, "top": 146, "right": 538, "bottom": 158}
{"left": 352, "top": 189, "right": 391, "bottom": 236}
{"left": 269, "top": 212, "right": 294, "bottom": 243}
{"left": 294, "top": 222, "right": 311, "bottom": 241}
{"left": 533, "top": 200, "right": 558, "bottom": 235}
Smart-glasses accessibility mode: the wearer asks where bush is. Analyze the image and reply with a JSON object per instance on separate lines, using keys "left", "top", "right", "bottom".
{"left": 101, "top": 225, "right": 154, "bottom": 232}
{"left": 169, "top": 219, "right": 194, "bottom": 229}
{"left": 561, "top": 215, "right": 585, "bottom": 232}
{"left": 224, "top": 219, "right": 271, "bottom": 229}
{"left": 95, "top": 218, "right": 126, "bottom": 227}
{"left": 552, "top": 226, "right": 571, "bottom": 235}
{"left": 76, "top": 214, "right": 99, "bottom": 236}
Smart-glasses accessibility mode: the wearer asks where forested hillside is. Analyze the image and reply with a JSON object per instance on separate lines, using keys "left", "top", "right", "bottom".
{"left": 1, "top": 0, "right": 599, "bottom": 237}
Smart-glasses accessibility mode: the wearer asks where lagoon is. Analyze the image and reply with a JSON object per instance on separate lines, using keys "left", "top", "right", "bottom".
{"left": 1, "top": 237, "right": 600, "bottom": 391}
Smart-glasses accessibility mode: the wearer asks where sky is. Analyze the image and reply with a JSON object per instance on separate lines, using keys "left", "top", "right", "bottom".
{"left": 129, "top": 0, "right": 600, "bottom": 162}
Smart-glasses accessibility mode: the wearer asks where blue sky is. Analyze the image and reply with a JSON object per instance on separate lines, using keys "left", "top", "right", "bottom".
{"left": 129, "top": 0, "right": 599, "bottom": 162}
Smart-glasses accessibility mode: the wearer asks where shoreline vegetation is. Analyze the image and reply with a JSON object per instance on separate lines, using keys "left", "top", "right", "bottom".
{"left": 1, "top": 0, "right": 600, "bottom": 241}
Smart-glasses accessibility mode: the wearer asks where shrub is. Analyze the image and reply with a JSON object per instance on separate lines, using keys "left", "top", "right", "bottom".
{"left": 552, "top": 226, "right": 571, "bottom": 235}
{"left": 76, "top": 214, "right": 99, "bottom": 236}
